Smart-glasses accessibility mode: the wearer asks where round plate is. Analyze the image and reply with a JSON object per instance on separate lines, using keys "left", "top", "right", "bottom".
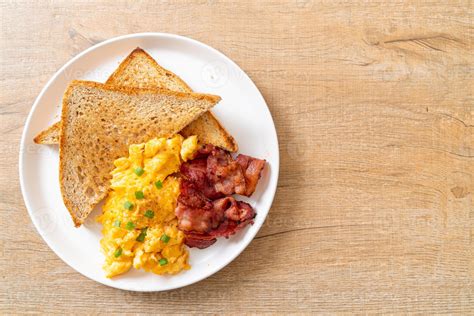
{"left": 19, "top": 33, "right": 279, "bottom": 291}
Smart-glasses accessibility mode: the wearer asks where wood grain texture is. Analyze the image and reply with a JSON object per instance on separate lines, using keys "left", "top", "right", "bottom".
{"left": 1, "top": 0, "right": 473, "bottom": 314}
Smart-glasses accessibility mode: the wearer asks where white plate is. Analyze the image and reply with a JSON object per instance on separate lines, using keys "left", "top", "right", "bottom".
{"left": 19, "top": 33, "right": 279, "bottom": 291}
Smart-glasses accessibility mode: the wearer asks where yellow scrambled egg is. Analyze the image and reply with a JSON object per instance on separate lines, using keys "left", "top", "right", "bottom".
{"left": 97, "top": 135, "right": 198, "bottom": 278}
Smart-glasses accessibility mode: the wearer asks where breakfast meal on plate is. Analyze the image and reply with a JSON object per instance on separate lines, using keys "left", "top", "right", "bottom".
{"left": 34, "top": 48, "right": 266, "bottom": 278}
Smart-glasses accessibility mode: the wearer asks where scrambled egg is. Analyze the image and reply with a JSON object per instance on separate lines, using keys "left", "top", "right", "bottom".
{"left": 181, "top": 135, "right": 198, "bottom": 161}
{"left": 97, "top": 134, "right": 198, "bottom": 278}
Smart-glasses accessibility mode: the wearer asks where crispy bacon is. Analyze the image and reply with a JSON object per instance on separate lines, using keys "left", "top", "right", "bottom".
{"left": 207, "top": 148, "right": 246, "bottom": 195}
{"left": 206, "top": 146, "right": 265, "bottom": 197}
{"left": 180, "top": 158, "right": 223, "bottom": 199}
{"left": 214, "top": 197, "right": 254, "bottom": 223}
{"left": 184, "top": 233, "right": 217, "bottom": 248}
{"left": 176, "top": 192, "right": 256, "bottom": 248}
{"left": 176, "top": 180, "right": 223, "bottom": 233}
{"left": 236, "top": 154, "right": 267, "bottom": 196}
{"left": 176, "top": 145, "right": 265, "bottom": 249}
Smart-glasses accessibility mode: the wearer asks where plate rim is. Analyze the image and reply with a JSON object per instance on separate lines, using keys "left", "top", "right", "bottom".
{"left": 19, "top": 32, "right": 279, "bottom": 292}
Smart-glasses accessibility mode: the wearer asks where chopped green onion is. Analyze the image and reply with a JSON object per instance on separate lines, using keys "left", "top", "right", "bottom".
{"left": 134, "top": 167, "right": 144, "bottom": 176}
{"left": 114, "top": 248, "right": 122, "bottom": 258}
{"left": 135, "top": 191, "right": 145, "bottom": 199}
{"left": 159, "top": 258, "right": 168, "bottom": 266}
{"left": 144, "top": 210, "right": 154, "bottom": 219}
{"left": 124, "top": 201, "right": 133, "bottom": 210}
{"left": 125, "top": 221, "right": 135, "bottom": 230}
{"left": 155, "top": 180, "right": 163, "bottom": 189}
{"left": 160, "top": 234, "right": 170, "bottom": 243}
{"left": 136, "top": 227, "right": 148, "bottom": 242}
{"left": 113, "top": 220, "right": 121, "bottom": 227}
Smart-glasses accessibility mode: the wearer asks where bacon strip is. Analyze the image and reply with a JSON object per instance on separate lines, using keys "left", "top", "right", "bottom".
{"left": 180, "top": 158, "right": 223, "bottom": 200}
{"left": 207, "top": 147, "right": 246, "bottom": 195}
{"left": 184, "top": 233, "right": 217, "bottom": 249}
{"left": 175, "top": 180, "right": 223, "bottom": 234}
{"left": 176, "top": 182, "right": 256, "bottom": 248}
{"left": 236, "top": 154, "right": 267, "bottom": 196}
{"left": 176, "top": 145, "right": 265, "bottom": 249}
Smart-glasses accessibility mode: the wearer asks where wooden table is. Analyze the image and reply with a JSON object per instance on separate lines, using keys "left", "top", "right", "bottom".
{"left": 1, "top": 1, "right": 472, "bottom": 314}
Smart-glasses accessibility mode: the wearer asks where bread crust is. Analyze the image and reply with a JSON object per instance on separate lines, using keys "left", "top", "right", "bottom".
{"left": 66, "top": 79, "right": 221, "bottom": 102}
{"left": 59, "top": 83, "right": 83, "bottom": 227}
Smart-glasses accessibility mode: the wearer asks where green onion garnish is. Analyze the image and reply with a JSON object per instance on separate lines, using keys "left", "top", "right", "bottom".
{"left": 124, "top": 201, "right": 133, "bottom": 210}
{"left": 113, "top": 220, "right": 121, "bottom": 227}
{"left": 136, "top": 227, "right": 148, "bottom": 242}
{"left": 155, "top": 180, "right": 163, "bottom": 189}
{"left": 159, "top": 258, "right": 168, "bottom": 266}
{"left": 135, "top": 191, "right": 145, "bottom": 199}
{"left": 125, "top": 221, "right": 135, "bottom": 230}
{"left": 114, "top": 248, "right": 122, "bottom": 258}
{"left": 144, "top": 210, "right": 154, "bottom": 219}
{"left": 160, "top": 234, "right": 170, "bottom": 243}
{"left": 134, "top": 167, "right": 144, "bottom": 176}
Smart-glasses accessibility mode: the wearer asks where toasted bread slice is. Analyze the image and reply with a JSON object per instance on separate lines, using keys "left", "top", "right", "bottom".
{"left": 35, "top": 48, "right": 238, "bottom": 152}
{"left": 33, "top": 121, "right": 61, "bottom": 144}
{"left": 60, "top": 80, "right": 220, "bottom": 226}
{"left": 106, "top": 47, "right": 193, "bottom": 92}
{"left": 107, "top": 48, "right": 237, "bottom": 151}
